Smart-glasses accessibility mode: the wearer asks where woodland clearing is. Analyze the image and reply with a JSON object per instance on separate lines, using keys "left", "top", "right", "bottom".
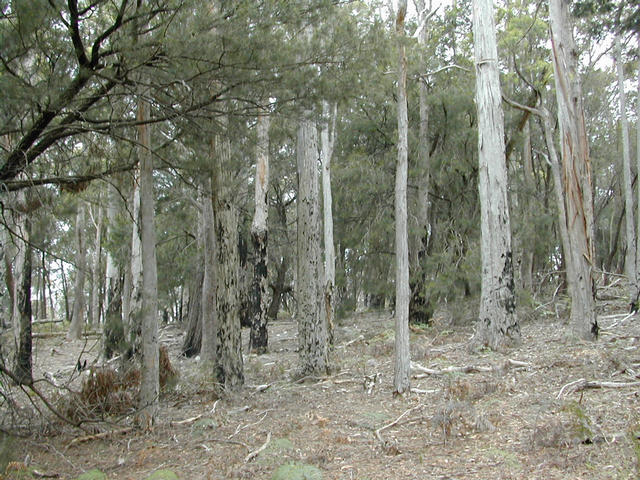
{"left": 1, "top": 295, "right": 639, "bottom": 480}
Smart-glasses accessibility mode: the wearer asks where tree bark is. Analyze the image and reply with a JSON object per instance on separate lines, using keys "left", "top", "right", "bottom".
{"left": 321, "top": 102, "right": 337, "bottom": 345}
{"left": 250, "top": 113, "right": 271, "bottom": 353}
{"left": 89, "top": 204, "right": 103, "bottom": 326}
{"left": 137, "top": 85, "right": 159, "bottom": 424}
{"left": 549, "top": 0, "right": 597, "bottom": 340}
{"left": 13, "top": 217, "right": 32, "bottom": 385}
{"left": 200, "top": 179, "right": 217, "bottom": 367}
{"left": 296, "top": 113, "right": 329, "bottom": 377}
{"left": 471, "top": 0, "right": 519, "bottom": 350}
{"left": 520, "top": 120, "right": 535, "bottom": 290}
{"left": 212, "top": 126, "right": 244, "bottom": 389}
{"left": 68, "top": 202, "right": 87, "bottom": 340}
{"left": 394, "top": 0, "right": 411, "bottom": 394}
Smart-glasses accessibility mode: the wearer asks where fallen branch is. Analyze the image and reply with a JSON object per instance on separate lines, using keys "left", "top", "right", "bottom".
{"left": 557, "top": 378, "right": 640, "bottom": 398}
{"left": 66, "top": 427, "right": 133, "bottom": 449}
{"left": 375, "top": 404, "right": 423, "bottom": 446}
{"left": 169, "top": 414, "right": 202, "bottom": 427}
{"left": 245, "top": 432, "right": 271, "bottom": 462}
{"left": 411, "top": 359, "right": 530, "bottom": 378}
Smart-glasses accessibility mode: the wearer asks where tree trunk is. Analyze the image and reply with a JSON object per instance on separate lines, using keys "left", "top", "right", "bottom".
{"left": 103, "top": 182, "right": 125, "bottom": 359}
{"left": 520, "top": 120, "right": 535, "bottom": 290}
{"left": 471, "top": 0, "right": 519, "bottom": 350}
{"left": 200, "top": 180, "right": 217, "bottom": 367}
{"left": 250, "top": 113, "right": 271, "bottom": 353}
{"left": 394, "top": 0, "right": 411, "bottom": 394}
{"left": 68, "top": 202, "right": 87, "bottom": 340}
{"left": 636, "top": 34, "right": 640, "bottom": 294}
{"left": 549, "top": 0, "right": 597, "bottom": 340}
{"left": 181, "top": 266, "right": 203, "bottom": 358}
{"left": 136, "top": 84, "right": 159, "bottom": 424}
{"left": 13, "top": 217, "right": 32, "bottom": 385}
{"left": 296, "top": 113, "right": 329, "bottom": 377}
{"left": 321, "top": 102, "right": 337, "bottom": 345}
{"left": 615, "top": 36, "right": 637, "bottom": 299}
{"left": 90, "top": 204, "right": 103, "bottom": 326}
{"left": 128, "top": 169, "right": 143, "bottom": 350}
{"left": 212, "top": 127, "right": 244, "bottom": 389}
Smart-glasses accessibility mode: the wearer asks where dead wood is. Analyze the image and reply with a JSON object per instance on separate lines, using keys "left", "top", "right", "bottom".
{"left": 411, "top": 359, "right": 530, "bottom": 378}
{"left": 557, "top": 378, "right": 640, "bottom": 398}
{"left": 244, "top": 431, "right": 271, "bottom": 462}
{"left": 66, "top": 427, "right": 133, "bottom": 449}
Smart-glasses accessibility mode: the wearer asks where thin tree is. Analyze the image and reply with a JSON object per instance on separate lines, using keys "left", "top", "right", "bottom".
{"left": 68, "top": 201, "right": 87, "bottom": 340}
{"left": 13, "top": 217, "right": 33, "bottom": 385}
{"left": 89, "top": 203, "right": 103, "bottom": 326}
{"left": 250, "top": 112, "right": 271, "bottom": 353}
{"left": 394, "top": 0, "right": 411, "bottom": 394}
{"left": 470, "top": 0, "right": 519, "bottom": 350}
{"left": 320, "top": 101, "right": 337, "bottom": 345}
{"left": 549, "top": 0, "right": 598, "bottom": 340}
{"left": 614, "top": 35, "right": 636, "bottom": 299}
{"left": 200, "top": 177, "right": 216, "bottom": 367}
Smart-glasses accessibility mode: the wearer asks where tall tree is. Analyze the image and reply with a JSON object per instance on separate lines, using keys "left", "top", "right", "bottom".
{"left": 200, "top": 178, "right": 217, "bottom": 367}
{"left": 296, "top": 113, "right": 329, "bottom": 376}
{"left": 68, "top": 201, "right": 87, "bottom": 340}
{"left": 614, "top": 35, "right": 636, "bottom": 299}
{"left": 470, "top": 0, "right": 519, "bottom": 350}
{"left": 320, "top": 102, "right": 337, "bottom": 345}
{"left": 89, "top": 203, "right": 103, "bottom": 326}
{"left": 250, "top": 113, "right": 271, "bottom": 353}
{"left": 394, "top": 0, "right": 411, "bottom": 394}
{"left": 549, "top": 0, "right": 598, "bottom": 340}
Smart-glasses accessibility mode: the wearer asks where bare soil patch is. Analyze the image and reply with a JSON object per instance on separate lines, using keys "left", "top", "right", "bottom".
{"left": 2, "top": 300, "right": 640, "bottom": 479}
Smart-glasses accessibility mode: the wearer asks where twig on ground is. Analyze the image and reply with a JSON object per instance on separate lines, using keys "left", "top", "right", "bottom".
{"left": 66, "top": 427, "right": 133, "bottom": 449}
{"left": 32, "top": 470, "right": 60, "bottom": 478}
{"left": 245, "top": 432, "right": 271, "bottom": 462}
{"left": 557, "top": 378, "right": 640, "bottom": 398}
{"left": 229, "top": 410, "right": 272, "bottom": 439}
{"left": 207, "top": 437, "right": 249, "bottom": 450}
{"left": 375, "top": 403, "right": 423, "bottom": 446}
{"left": 169, "top": 414, "right": 202, "bottom": 427}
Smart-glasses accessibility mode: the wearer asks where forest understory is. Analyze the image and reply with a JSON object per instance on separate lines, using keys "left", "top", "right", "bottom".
{"left": 1, "top": 289, "right": 640, "bottom": 480}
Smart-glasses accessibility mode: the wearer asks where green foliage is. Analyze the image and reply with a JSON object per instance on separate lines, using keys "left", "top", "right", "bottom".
{"left": 562, "top": 401, "right": 594, "bottom": 442}
{"left": 271, "top": 463, "right": 323, "bottom": 480}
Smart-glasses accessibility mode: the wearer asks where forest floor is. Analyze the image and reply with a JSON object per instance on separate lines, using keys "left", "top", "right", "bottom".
{"left": 2, "top": 290, "right": 640, "bottom": 480}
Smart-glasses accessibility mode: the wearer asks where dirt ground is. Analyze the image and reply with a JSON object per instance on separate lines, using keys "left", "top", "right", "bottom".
{"left": 2, "top": 294, "right": 640, "bottom": 479}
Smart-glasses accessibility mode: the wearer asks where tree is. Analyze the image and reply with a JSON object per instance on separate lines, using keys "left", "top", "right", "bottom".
{"left": 250, "top": 113, "right": 271, "bottom": 353}
{"left": 394, "top": 0, "right": 411, "bottom": 394}
{"left": 614, "top": 35, "right": 636, "bottom": 299}
{"left": 320, "top": 102, "right": 337, "bottom": 345}
{"left": 549, "top": 0, "right": 598, "bottom": 340}
{"left": 470, "top": 0, "right": 519, "bottom": 350}
{"left": 67, "top": 201, "right": 87, "bottom": 340}
{"left": 296, "top": 113, "right": 329, "bottom": 376}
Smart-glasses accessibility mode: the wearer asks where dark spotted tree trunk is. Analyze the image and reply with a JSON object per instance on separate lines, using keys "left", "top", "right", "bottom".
{"left": 13, "top": 218, "right": 33, "bottom": 385}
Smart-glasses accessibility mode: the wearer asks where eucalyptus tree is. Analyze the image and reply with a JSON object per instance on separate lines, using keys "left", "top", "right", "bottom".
{"left": 394, "top": 0, "right": 411, "bottom": 394}
{"left": 67, "top": 201, "right": 87, "bottom": 340}
{"left": 250, "top": 113, "right": 271, "bottom": 353}
{"left": 549, "top": 0, "right": 598, "bottom": 340}
{"left": 613, "top": 35, "right": 636, "bottom": 299}
{"left": 471, "top": 0, "right": 519, "bottom": 350}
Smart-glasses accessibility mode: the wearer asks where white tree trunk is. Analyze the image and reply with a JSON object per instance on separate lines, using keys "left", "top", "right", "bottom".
{"left": 520, "top": 120, "right": 534, "bottom": 290}
{"left": 137, "top": 90, "right": 159, "bottom": 424}
{"left": 321, "top": 101, "right": 337, "bottom": 345}
{"left": 615, "top": 36, "right": 636, "bottom": 299}
{"left": 68, "top": 202, "right": 87, "bottom": 340}
{"left": 89, "top": 204, "right": 103, "bottom": 326}
{"left": 296, "top": 113, "right": 329, "bottom": 376}
{"left": 128, "top": 170, "right": 142, "bottom": 345}
{"left": 250, "top": 113, "right": 271, "bottom": 353}
{"left": 636, "top": 35, "right": 640, "bottom": 293}
{"left": 394, "top": 0, "right": 411, "bottom": 394}
{"left": 471, "top": 0, "right": 519, "bottom": 350}
{"left": 549, "top": 0, "right": 597, "bottom": 340}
